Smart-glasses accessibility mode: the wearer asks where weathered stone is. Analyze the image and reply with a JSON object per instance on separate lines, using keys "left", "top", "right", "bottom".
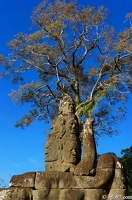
{"left": 61, "top": 134, "right": 81, "bottom": 172}
{"left": 95, "top": 168, "right": 114, "bottom": 189}
{"left": 61, "top": 189, "right": 84, "bottom": 200}
{"left": 45, "top": 95, "right": 81, "bottom": 172}
{"left": 35, "top": 171, "right": 77, "bottom": 189}
{"left": 33, "top": 189, "right": 84, "bottom": 200}
{"left": 32, "top": 189, "right": 106, "bottom": 200}
{"left": 0, "top": 96, "right": 127, "bottom": 199}
{"left": 33, "top": 189, "right": 49, "bottom": 200}
{"left": 10, "top": 172, "right": 36, "bottom": 188}
{"left": 74, "top": 117, "right": 97, "bottom": 176}
{"left": 35, "top": 168, "right": 115, "bottom": 190}
{"left": 84, "top": 189, "right": 106, "bottom": 200}
{"left": 97, "top": 154, "right": 118, "bottom": 169}
{"left": 107, "top": 189, "right": 126, "bottom": 200}
{"left": 0, "top": 188, "right": 5, "bottom": 196}
{"left": 45, "top": 135, "right": 59, "bottom": 163}
{"left": 0, "top": 187, "right": 32, "bottom": 200}
{"left": 111, "top": 168, "right": 126, "bottom": 189}
{"left": 0, "top": 189, "right": 9, "bottom": 200}
{"left": 94, "top": 154, "right": 125, "bottom": 189}
{"left": 74, "top": 168, "right": 114, "bottom": 189}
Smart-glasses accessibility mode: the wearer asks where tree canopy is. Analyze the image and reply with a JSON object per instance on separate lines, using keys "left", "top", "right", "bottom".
{"left": 120, "top": 146, "right": 132, "bottom": 195}
{"left": 0, "top": 0, "right": 132, "bottom": 136}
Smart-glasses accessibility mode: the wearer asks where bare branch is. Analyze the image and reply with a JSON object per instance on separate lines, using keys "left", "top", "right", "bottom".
{"left": 119, "top": 52, "right": 132, "bottom": 60}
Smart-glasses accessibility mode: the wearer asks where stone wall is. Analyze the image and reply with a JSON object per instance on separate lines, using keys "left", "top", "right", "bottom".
{"left": 0, "top": 162, "right": 126, "bottom": 200}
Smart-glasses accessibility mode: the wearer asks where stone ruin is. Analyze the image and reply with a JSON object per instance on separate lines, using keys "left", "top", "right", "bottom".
{"left": 0, "top": 95, "right": 126, "bottom": 200}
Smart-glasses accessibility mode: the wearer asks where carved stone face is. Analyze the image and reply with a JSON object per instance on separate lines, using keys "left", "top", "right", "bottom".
{"left": 45, "top": 136, "right": 58, "bottom": 162}
{"left": 59, "top": 96, "right": 75, "bottom": 114}
{"left": 62, "top": 137, "right": 80, "bottom": 164}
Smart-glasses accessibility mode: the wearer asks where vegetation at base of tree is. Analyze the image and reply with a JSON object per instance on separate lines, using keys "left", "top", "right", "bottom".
{"left": 0, "top": 0, "right": 131, "bottom": 137}
{"left": 120, "top": 146, "right": 132, "bottom": 195}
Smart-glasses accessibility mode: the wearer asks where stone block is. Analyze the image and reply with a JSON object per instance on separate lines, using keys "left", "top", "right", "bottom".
{"left": 35, "top": 172, "right": 60, "bottom": 189}
{"left": 33, "top": 189, "right": 84, "bottom": 200}
{"left": 10, "top": 172, "right": 36, "bottom": 188}
{"left": 74, "top": 176, "right": 96, "bottom": 189}
{"left": 95, "top": 168, "right": 114, "bottom": 188}
{"left": 84, "top": 189, "right": 106, "bottom": 200}
{"left": 33, "top": 189, "right": 49, "bottom": 200}
{"left": 97, "top": 154, "right": 117, "bottom": 169}
{"left": 32, "top": 189, "right": 106, "bottom": 200}
{"left": 0, "top": 189, "right": 10, "bottom": 200}
{"left": 107, "top": 189, "right": 126, "bottom": 200}
{"left": 110, "top": 169, "right": 126, "bottom": 189}
{"left": 65, "top": 189, "right": 84, "bottom": 200}
{"left": 0, "top": 187, "right": 32, "bottom": 200}
{"left": 74, "top": 168, "right": 114, "bottom": 189}
{"left": 35, "top": 171, "right": 77, "bottom": 189}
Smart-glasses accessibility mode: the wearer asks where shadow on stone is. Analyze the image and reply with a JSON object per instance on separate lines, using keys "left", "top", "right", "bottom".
{"left": 0, "top": 96, "right": 126, "bottom": 200}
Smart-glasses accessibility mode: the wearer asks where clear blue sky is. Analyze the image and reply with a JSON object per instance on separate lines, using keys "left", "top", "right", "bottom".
{"left": 0, "top": 0, "right": 132, "bottom": 187}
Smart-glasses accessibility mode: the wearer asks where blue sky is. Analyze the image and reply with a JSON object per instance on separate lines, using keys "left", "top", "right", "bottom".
{"left": 0, "top": 0, "right": 132, "bottom": 187}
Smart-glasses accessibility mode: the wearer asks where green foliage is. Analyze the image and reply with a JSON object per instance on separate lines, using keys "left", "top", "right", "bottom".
{"left": 77, "top": 99, "right": 94, "bottom": 117}
{"left": 120, "top": 146, "right": 132, "bottom": 195}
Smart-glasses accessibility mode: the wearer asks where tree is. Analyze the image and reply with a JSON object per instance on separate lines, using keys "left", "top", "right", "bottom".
{"left": 120, "top": 146, "right": 132, "bottom": 195}
{"left": 0, "top": 0, "right": 132, "bottom": 136}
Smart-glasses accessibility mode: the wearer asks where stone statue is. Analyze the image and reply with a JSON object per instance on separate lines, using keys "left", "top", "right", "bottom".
{"left": 0, "top": 154, "right": 125, "bottom": 200}
{"left": 61, "top": 134, "right": 81, "bottom": 172}
{"left": 45, "top": 95, "right": 81, "bottom": 172}
{"left": 74, "top": 116, "right": 97, "bottom": 175}
{"left": 0, "top": 95, "right": 126, "bottom": 200}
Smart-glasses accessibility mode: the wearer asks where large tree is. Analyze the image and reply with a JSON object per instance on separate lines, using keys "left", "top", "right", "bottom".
{"left": 0, "top": 0, "right": 132, "bottom": 136}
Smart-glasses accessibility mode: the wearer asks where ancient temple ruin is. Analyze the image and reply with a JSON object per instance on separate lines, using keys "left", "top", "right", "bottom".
{"left": 0, "top": 95, "right": 126, "bottom": 200}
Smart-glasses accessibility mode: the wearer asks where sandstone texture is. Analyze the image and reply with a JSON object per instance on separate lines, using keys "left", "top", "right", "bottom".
{"left": 0, "top": 95, "right": 126, "bottom": 200}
